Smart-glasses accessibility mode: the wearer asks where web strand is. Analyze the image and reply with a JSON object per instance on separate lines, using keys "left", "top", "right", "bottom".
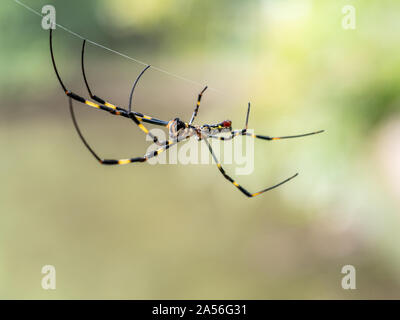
{"left": 12, "top": 0, "right": 222, "bottom": 93}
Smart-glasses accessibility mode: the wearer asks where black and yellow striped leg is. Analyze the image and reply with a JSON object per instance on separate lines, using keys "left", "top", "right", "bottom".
{"left": 65, "top": 89, "right": 166, "bottom": 147}
{"left": 209, "top": 129, "right": 324, "bottom": 141}
{"left": 208, "top": 130, "right": 243, "bottom": 141}
{"left": 50, "top": 28, "right": 122, "bottom": 116}
{"left": 81, "top": 39, "right": 146, "bottom": 118}
{"left": 69, "top": 97, "right": 178, "bottom": 165}
{"left": 189, "top": 86, "right": 208, "bottom": 125}
{"left": 80, "top": 38, "right": 167, "bottom": 145}
{"left": 50, "top": 29, "right": 167, "bottom": 147}
{"left": 208, "top": 102, "right": 324, "bottom": 141}
{"left": 81, "top": 39, "right": 119, "bottom": 111}
{"left": 69, "top": 97, "right": 143, "bottom": 164}
{"left": 244, "top": 130, "right": 325, "bottom": 141}
{"left": 203, "top": 138, "right": 298, "bottom": 197}
{"left": 81, "top": 39, "right": 167, "bottom": 125}
{"left": 102, "top": 139, "right": 178, "bottom": 165}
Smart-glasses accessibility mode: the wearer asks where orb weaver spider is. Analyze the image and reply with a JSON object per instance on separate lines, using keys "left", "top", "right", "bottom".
{"left": 49, "top": 28, "right": 323, "bottom": 198}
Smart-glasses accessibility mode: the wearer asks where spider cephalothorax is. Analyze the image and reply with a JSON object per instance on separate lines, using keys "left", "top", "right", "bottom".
{"left": 49, "top": 28, "right": 324, "bottom": 197}
{"left": 167, "top": 118, "right": 189, "bottom": 139}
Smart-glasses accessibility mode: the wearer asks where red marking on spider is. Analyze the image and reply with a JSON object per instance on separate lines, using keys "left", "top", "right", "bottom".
{"left": 222, "top": 120, "right": 232, "bottom": 127}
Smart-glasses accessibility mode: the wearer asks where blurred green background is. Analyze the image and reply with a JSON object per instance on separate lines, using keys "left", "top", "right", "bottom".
{"left": 1, "top": 0, "right": 400, "bottom": 299}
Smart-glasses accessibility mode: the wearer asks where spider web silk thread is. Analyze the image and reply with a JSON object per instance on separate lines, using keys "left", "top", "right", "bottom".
{"left": 12, "top": 0, "right": 224, "bottom": 94}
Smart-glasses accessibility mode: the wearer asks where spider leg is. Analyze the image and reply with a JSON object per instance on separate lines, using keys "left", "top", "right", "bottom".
{"left": 50, "top": 28, "right": 123, "bottom": 116}
{"left": 81, "top": 38, "right": 167, "bottom": 145}
{"left": 189, "top": 86, "right": 208, "bottom": 125}
{"left": 69, "top": 97, "right": 178, "bottom": 165}
{"left": 208, "top": 130, "right": 242, "bottom": 141}
{"left": 126, "top": 66, "right": 167, "bottom": 146}
{"left": 128, "top": 64, "right": 150, "bottom": 114}
{"left": 81, "top": 39, "right": 111, "bottom": 108}
{"left": 81, "top": 39, "right": 167, "bottom": 127}
{"left": 208, "top": 129, "right": 324, "bottom": 141}
{"left": 50, "top": 29, "right": 166, "bottom": 145}
{"left": 203, "top": 138, "right": 298, "bottom": 197}
{"left": 208, "top": 103, "right": 324, "bottom": 141}
{"left": 245, "top": 102, "right": 251, "bottom": 130}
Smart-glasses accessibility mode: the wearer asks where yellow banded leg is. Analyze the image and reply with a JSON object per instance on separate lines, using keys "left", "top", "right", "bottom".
{"left": 102, "top": 139, "right": 178, "bottom": 165}
{"left": 203, "top": 138, "right": 298, "bottom": 198}
{"left": 189, "top": 86, "right": 208, "bottom": 125}
{"left": 209, "top": 129, "right": 324, "bottom": 142}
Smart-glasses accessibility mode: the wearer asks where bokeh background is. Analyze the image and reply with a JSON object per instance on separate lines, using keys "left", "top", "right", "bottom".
{"left": 1, "top": 0, "right": 400, "bottom": 299}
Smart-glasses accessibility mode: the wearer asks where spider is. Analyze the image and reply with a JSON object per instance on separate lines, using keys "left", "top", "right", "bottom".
{"left": 49, "top": 29, "right": 323, "bottom": 198}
